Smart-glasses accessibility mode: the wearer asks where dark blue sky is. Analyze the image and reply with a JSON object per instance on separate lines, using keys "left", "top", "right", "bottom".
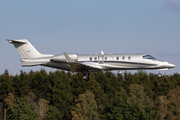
{"left": 1, "top": 0, "right": 180, "bottom": 75}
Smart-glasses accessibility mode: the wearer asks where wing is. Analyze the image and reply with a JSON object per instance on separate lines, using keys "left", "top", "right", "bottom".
{"left": 63, "top": 52, "right": 101, "bottom": 72}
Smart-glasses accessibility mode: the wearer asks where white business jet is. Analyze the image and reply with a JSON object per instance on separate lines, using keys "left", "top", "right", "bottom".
{"left": 7, "top": 39, "right": 175, "bottom": 81}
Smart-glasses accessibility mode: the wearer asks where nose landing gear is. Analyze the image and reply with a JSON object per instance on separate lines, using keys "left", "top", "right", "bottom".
{"left": 118, "top": 70, "right": 122, "bottom": 74}
{"left": 158, "top": 73, "right": 162, "bottom": 78}
{"left": 82, "top": 73, "right": 89, "bottom": 81}
{"left": 157, "top": 69, "right": 162, "bottom": 78}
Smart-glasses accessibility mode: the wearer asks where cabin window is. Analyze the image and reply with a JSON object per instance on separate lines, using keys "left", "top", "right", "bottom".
{"left": 94, "top": 57, "right": 97, "bottom": 61}
{"left": 90, "top": 57, "right": 92, "bottom": 61}
{"left": 105, "top": 57, "right": 107, "bottom": 60}
{"left": 128, "top": 56, "right": 131, "bottom": 60}
{"left": 122, "top": 56, "right": 125, "bottom": 60}
{"left": 116, "top": 57, "right": 119, "bottom": 60}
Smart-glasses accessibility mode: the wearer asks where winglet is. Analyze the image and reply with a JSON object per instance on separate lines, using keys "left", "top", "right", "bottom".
{"left": 63, "top": 52, "right": 75, "bottom": 63}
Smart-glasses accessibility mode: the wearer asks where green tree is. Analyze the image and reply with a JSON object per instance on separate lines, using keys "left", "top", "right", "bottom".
{"left": 7, "top": 96, "right": 37, "bottom": 120}
{"left": 45, "top": 70, "right": 73, "bottom": 120}
{"left": 1, "top": 68, "right": 180, "bottom": 119}
{"left": 3, "top": 93, "right": 15, "bottom": 120}
{"left": 87, "top": 73, "right": 108, "bottom": 119}
{"left": 0, "top": 101, "right": 3, "bottom": 120}
{"left": 0, "top": 70, "right": 14, "bottom": 120}
{"left": 108, "top": 83, "right": 155, "bottom": 120}
{"left": 30, "top": 69, "right": 49, "bottom": 98}
{"left": 36, "top": 99, "right": 49, "bottom": 120}
{"left": 5, "top": 93, "right": 14, "bottom": 107}
{"left": 166, "top": 86, "right": 180, "bottom": 120}
{"left": 46, "top": 106, "right": 62, "bottom": 120}
{"left": 71, "top": 90, "right": 99, "bottom": 120}
{"left": 155, "top": 96, "right": 168, "bottom": 120}
{"left": 108, "top": 87, "right": 128, "bottom": 120}
{"left": 126, "top": 84, "right": 155, "bottom": 119}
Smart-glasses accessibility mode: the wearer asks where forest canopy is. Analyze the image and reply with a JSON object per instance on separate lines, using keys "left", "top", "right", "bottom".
{"left": 0, "top": 69, "right": 180, "bottom": 120}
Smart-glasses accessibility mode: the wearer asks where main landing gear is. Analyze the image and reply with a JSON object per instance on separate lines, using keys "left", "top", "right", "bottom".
{"left": 82, "top": 73, "right": 89, "bottom": 81}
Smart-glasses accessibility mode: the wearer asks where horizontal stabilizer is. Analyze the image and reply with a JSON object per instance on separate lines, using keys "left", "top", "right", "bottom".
{"left": 21, "top": 62, "right": 43, "bottom": 66}
{"left": 6, "top": 39, "right": 27, "bottom": 44}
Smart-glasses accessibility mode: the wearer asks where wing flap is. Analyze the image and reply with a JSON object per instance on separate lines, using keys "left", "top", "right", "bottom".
{"left": 68, "top": 62, "right": 101, "bottom": 72}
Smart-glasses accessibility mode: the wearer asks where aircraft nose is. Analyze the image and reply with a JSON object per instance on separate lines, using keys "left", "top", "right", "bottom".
{"left": 165, "top": 62, "right": 175, "bottom": 68}
{"left": 168, "top": 63, "right": 175, "bottom": 68}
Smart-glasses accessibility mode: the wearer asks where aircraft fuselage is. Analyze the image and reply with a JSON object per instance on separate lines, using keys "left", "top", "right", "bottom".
{"left": 23, "top": 53, "right": 175, "bottom": 73}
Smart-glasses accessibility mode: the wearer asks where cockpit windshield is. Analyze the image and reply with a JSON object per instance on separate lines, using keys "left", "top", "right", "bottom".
{"left": 142, "top": 55, "right": 156, "bottom": 59}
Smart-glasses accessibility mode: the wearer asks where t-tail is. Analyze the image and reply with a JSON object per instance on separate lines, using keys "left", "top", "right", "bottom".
{"left": 7, "top": 39, "right": 53, "bottom": 66}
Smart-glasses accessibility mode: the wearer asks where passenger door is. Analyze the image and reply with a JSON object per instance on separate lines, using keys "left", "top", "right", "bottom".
{"left": 98, "top": 55, "right": 104, "bottom": 64}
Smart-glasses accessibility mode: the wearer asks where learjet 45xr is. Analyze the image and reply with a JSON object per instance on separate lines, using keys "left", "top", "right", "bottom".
{"left": 7, "top": 39, "right": 175, "bottom": 81}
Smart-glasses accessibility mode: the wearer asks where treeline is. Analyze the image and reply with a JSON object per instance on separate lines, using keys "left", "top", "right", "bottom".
{"left": 0, "top": 69, "right": 180, "bottom": 120}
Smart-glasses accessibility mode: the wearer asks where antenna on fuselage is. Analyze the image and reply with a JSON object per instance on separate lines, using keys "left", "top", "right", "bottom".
{"left": 101, "top": 51, "right": 104, "bottom": 55}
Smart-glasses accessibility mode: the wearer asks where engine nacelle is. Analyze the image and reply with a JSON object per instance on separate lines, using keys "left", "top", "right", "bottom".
{"left": 52, "top": 54, "right": 78, "bottom": 62}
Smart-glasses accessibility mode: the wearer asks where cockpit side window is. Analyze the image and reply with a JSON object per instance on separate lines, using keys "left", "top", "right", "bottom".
{"left": 143, "top": 55, "right": 156, "bottom": 59}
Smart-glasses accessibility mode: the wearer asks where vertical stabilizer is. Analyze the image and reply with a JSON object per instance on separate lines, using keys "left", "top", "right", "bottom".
{"left": 7, "top": 39, "right": 53, "bottom": 58}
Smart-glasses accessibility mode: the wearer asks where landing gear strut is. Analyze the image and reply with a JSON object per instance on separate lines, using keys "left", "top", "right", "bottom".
{"left": 82, "top": 73, "right": 89, "bottom": 81}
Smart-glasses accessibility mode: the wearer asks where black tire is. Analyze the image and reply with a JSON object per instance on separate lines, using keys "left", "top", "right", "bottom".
{"left": 85, "top": 76, "right": 89, "bottom": 81}
{"left": 82, "top": 73, "right": 89, "bottom": 81}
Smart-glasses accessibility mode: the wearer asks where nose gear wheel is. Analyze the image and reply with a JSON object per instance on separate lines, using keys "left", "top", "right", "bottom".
{"left": 158, "top": 73, "right": 162, "bottom": 78}
{"left": 82, "top": 73, "right": 89, "bottom": 81}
